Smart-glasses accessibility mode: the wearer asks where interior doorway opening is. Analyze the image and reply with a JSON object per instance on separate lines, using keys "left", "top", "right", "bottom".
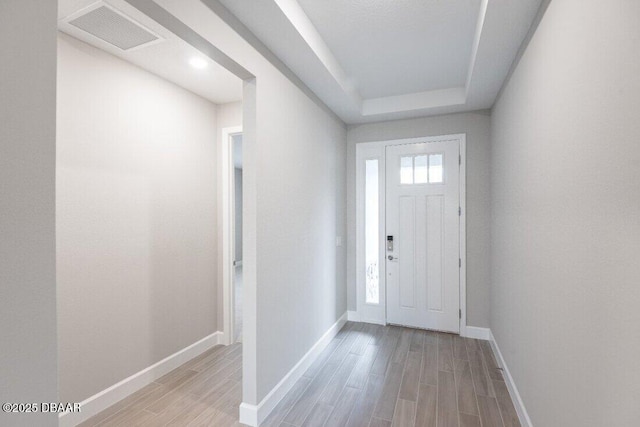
{"left": 222, "top": 126, "right": 244, "bottom": 345}
{"left": 232, "top": 133, "right": 244, "bottom": 343}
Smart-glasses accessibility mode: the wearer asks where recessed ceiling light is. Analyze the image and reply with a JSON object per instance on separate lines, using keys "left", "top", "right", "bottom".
{"left": 189, "top": 57, "right": 208, "bottom": 70}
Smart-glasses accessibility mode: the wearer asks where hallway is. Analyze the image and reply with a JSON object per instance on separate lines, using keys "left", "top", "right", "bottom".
{"left": 79, "top": 322, "right": 518, "bottom": 426}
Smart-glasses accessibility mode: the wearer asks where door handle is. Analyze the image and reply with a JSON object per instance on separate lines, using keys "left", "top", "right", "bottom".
{"left": 388, "top": 255, "right": 398, "bottom": 261}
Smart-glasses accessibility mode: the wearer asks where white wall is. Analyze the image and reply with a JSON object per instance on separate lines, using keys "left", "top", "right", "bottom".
{"left": 347, "top": 111, "right": 492, "bottom": 327}
{"left": 0, "top": 1, "right": 58, "bottom": 426}
{"left": 253, "top": 78, "right": 347, "bottom": 399}
{"left": 56, "top": 33, "right": 220, "bottom": 402}
{"left": 218, "top": 101, "right": 243, "bottom": 129}
{"left": 155, "top": 0, "right": 348, "bottom": 406}
{"left": 491, "top": 0, "right": 640, "bottom": 425}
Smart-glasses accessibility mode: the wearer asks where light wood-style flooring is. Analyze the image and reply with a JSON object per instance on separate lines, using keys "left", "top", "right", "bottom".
{"left": 79, "top": 322, "right": 520, "bottom": 427}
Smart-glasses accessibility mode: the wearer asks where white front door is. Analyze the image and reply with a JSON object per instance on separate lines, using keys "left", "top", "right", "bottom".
{"left": 385, "top": 141, "right": 460, "bottom": 333}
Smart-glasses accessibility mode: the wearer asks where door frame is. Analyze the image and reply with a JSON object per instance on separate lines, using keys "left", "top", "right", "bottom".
{"left": 355, "top": 134, "right": 467, "bottom": 336}
{"left": 221, "top": 125, "right": 243, "bottom": 345}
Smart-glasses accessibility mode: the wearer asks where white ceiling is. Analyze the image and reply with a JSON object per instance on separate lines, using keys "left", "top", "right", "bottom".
{"left": 215, "top": 0, "right": 544, "bottom": 123}
{"left": 296, "top": 0, "right": 481, "bottom": 100}
{"left": 57, "top": 0, "right": 243, "bottom": 105}
{"left": 57, "top": 0, "right": 544, "bottom": 123}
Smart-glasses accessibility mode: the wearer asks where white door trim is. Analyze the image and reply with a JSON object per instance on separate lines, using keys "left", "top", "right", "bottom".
{"left": 221, "top": 125, "right": 242, "bottom": 346}
{"left": 355, "top": 134, "right": 468, "bottom": 336}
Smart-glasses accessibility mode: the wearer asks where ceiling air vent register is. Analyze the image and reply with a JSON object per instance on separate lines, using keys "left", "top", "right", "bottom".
{"left": 65, "top": 2, "right": 161, "bottom": 51}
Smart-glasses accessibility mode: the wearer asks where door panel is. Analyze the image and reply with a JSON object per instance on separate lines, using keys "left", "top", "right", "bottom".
{"left": 386, "top": 141, "right": 460, "bottom": 333}
{"left": 398, "top": 196, "right": 416, "bottom": 308}
{"left": 426, "top": 195, "right": 444, "bottom": 312}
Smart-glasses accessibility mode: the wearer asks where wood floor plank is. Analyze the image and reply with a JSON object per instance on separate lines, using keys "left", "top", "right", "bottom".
{"left": 392, "top": 329, "right": 413, "bottom": 365}
{"left": 319, "top": 353, "right": 360, "bottom": 405}
{"left": 188, "top": 408, "right": 234, "bottom": 427}
{"left": 195, "top": 353, "right": 237, "bottom": 380}
{"left": 147, "top": 392, "right": 201, "bottom": 425}
{"left": 96, "top": 383, "right": 171, "bottom": 426}
{"left": 398, "top": 351, "right": 422, "bottom": 401}
{"left": 437, "top": 371, "right": 457, "bottom": 414}
{"left": 436, "top": 370, "right": 459, "bottom": 427}
{"left": 347, "top": 344, "right": 379, "bottom": 390}
{"left": 492, "top": 380, "right": 521, "bottom": 427}
{"left": 283, "top": 356, "right": 342, "bottom": 425}
{"left": 301, "top": 402, "right": 334, "bottom": 427}
{"left": 414, "top": 383, "right": 437, "bottom": 427}
{"left": 371, "top": 417, "right": 393, "bottom": 427}
{"left": 164, "top": 379, "right": 236, "bottom": 426}
{"left": 225, "top": 344, "right": 243, "bottom": 361}
{"left": 437, "top": 334, "right": 454, "bottom": 373}
{"left": 454, "top": 359, "right": 479, "bottom": 416}
{"left": 420, "top": 343, "right": 438, "bottom": 386}
{"left": 350, "top": 324, "right": 373, "bottom": 356}
{"left": 409, "top": 330, "right": 425, "bottom": 353}
{"left": 156, "top": 367, "right": 197, "bottom": 386}
{"left": 458, "top": 413, "right": 481, "bottom": 427}
{"left": 155, "top": 367, "right": 199, "bottom": 390}
{"left": 78, "top": 382, "right": 164, "bottom": 427}
{"left": 465, "top": 337, "right": 481, "bottom": 349}
{"left": 229, "top": 366, "right": 242, "bottom": 381}
{"left": 187, "top": 356, "right": 242, "bottom": 397}
{"left": 155, "top": 380, "right": 236, "bottom": 424}
{"left": 436, "top": 410, "right": 458, "bottom": 427}
{"left": 477, "top": 395, "right": 504, "bottom": 427}
{"left": 452, "top": 335, "right": 468, "bottom": 361}
{"left": 145, "top": 373, "right": 203, "bottom": 413}
{"left": 386, "top": 326, "right": 403, "bottom": 339}
{"left": 188, "top": 380, "right": 242, "bottom": 427}
{"left": 325, "top": 386, "right": 360, "bottom": 426}
{"left": 368, "top": 324, "right": 387, "bottom": 346}
{"left": 392, "top": 399, "right": 416, "bottom": 427}
{"left": 468, "top": 357, "right": 495, "bottom": 398}
{"left": 373, "top": 362, "right": 405, "bottom": 421}
{"left": 346, "top": 374, "right": 385, "bottom": 427}
{"left": 424, "top": 331, "right": 438, "bottom": 346}
{"left": 303, "top": 338, "right": 342, "bottom": 379}
{"left": 328, "top": 325, "right": 364, "bottom": 367}
{"left": 262, "top": 377, "right": 312, "bottom": 427}
{"left": 180, "top": 345, "right": 225, "bottom": 371}
{"left": 479, "top": 341, "right": 503, "bottom": 381}
{"left": 370, "top": 332, "right": 400, "bottom": 376}
{"left": 336, "top": 322, "right": 355, "bottom": 339}
{"left": 464, "top": 339, "right": 483, "bottom": 363}
{"left": 100, "top": 408, "right": 159, "bottom": 427}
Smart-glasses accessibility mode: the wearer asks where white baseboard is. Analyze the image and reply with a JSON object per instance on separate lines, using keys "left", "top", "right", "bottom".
{"left": 462, "top": 326, "right": 492, "bottom": 340}
{"left": 489, "top": 330, "right": 533, "bottom": 427}
{"left": 239, "top": 312, "right": 348, "bottom": 426}
{"left": 59, "top": 331, "right": 224, "bottom": 427}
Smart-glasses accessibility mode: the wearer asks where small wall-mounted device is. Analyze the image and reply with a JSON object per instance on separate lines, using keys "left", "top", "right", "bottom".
{"left": 387, "top": 236, "right": 394, "bottom": 251}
